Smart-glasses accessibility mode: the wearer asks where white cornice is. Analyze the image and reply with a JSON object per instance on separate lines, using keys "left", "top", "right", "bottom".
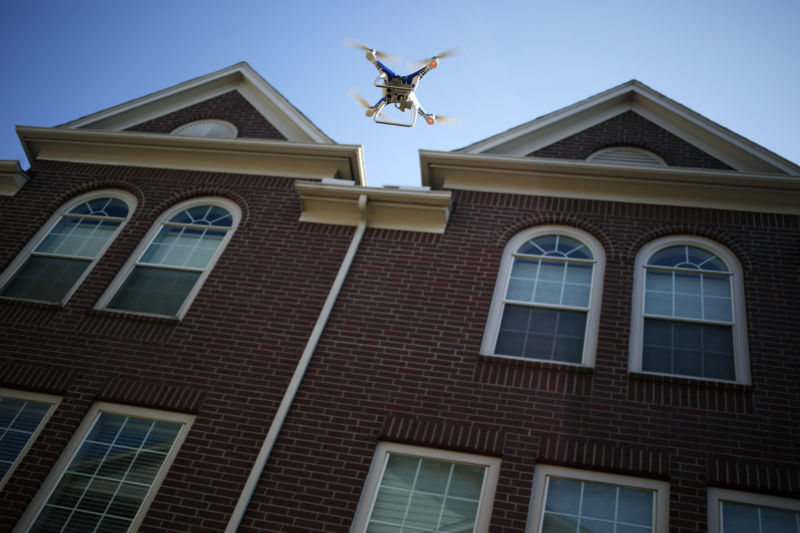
{"left": 295, "top": 181, "right": 452, "bottom": 233}
{"left": 0, "top": 160, "right": 29, "bottom": 196}
{"left": 60, "top": 63, "right": 333, "bottom": 144}
{"left": 459, "top": 80, "right": 800, "bottom": 176}
{"left": 420, "top": 150, "right": 800, "bottom": 215}
{"left": 18, "top": 126, "right": 365, "bottom": 184}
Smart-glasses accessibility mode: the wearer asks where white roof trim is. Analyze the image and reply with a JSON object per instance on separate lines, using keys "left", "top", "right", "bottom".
{"left": 0, "top": 159, "right": 29, "bottom": 196}
{"left": 60, "top": 63, "right": 333, "bottom": 144}
{"left": 420, "top": 150, "right": 800, "bottom": 215}
{"left": 459, "top": 80, "right": 799, "bottom": 176}
{"left": 18, "top": 126, "right": 365, "bottom": 184}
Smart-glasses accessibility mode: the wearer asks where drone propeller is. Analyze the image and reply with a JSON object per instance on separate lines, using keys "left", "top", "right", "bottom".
{"left": 345, "top": 37, "right": 402, "bottom": 65}
{"left": 426, "top": 114, "right": 461, "bottom": 127}
{"left": 409, "top": 46, "right": 464, "bottom": 70}
{"left": 348, "top": 87, "right": 391, "bottom": 121}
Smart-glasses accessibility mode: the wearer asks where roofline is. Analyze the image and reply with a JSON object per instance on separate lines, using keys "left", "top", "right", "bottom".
{"left": 18, "top": 126, "right": 364, "bottom": 184}
{"left": 458, "top": 79, "right": 800, "bottom": 176}
{"left": 60, "top": 62, "right": 334, "bottom": 144}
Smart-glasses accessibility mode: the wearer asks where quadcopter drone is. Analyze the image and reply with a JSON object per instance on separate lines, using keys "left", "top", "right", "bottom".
{"left": 347, "top": 38, "right": 461, "bottom": 127}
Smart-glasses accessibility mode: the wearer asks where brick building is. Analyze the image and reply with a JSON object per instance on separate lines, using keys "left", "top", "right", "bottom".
{"left": 1, "top": 63, "right": 799, "bottom": 532}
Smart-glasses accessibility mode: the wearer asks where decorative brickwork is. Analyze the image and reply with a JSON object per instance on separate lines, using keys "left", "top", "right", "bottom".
{"left": 531, "top": 110, "right": 734, "bottom": 169}
{"left": 125, "top": 90, "right": 287, "bottom": 140}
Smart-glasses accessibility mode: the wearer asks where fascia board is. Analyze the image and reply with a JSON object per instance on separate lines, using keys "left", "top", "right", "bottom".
{"left": 0, "top": 159, "right": 29, "bottom": 196}
{"left": 420, "top": 150, "right": 800, "bottom": 215}
{"left": 60, "top": 63, "right": 333, "bottom": 144}
{"left": 17, "top": 126, "right": 364, "bottom": 184}
{"left": 295, "top": 181, "right": 452, "bottom": 233}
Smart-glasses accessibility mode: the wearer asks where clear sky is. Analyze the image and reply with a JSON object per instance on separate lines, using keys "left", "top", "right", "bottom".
{"left": 1, "top": 0, "right": 798, "bottom": 187}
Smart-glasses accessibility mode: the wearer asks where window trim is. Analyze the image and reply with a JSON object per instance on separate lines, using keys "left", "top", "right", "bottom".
{"left": 14, "top": 402, "right": 194, "bottom": 533}
{"left": 628, "top": 235, "right": 750, "bottom": 384}
{"left": 481, "top": 225, "right": 606, "bottom": 367}
{"left": 527, "top": 464, "right": 670, "bottom": 533}
{"left": 0, "top": 190, "right": 137, "bottom": 305}
{"left": 94, "top": 196, "right": 241, "bottom": 320}
{"left": 708, "top": 487, "right": 800, "bottom": 533}
{"left": 350, "top": 442, "right": 502, "bottom": 533}
{"left": 0, "top": 388, "right": 61, "bottom": 491}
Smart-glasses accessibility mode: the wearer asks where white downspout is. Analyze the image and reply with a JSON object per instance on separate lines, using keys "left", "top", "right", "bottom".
{"left": 225, "top": 194, "right": 368, "bottom": 532}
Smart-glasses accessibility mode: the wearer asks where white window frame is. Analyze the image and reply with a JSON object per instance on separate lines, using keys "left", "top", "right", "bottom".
{"left": 94, "top": 196, "right": 241, "bottom": 320}
{"left": 527, "top": 464, "right": 669, "bottom": 533}
{"left": 170, "top": 119, "right": 238, "bottom": 138}
{"left": 628, "top": 235, "right": 750, "bottom": 384}
{"left": 350, "top": 442, "right": 502, "bottom": 533}
{"left": 708, "top": 487, "right": 800, "bottom": 533}
{"left": 0, "top": 190, "right": 137, "bottom": 305}
{"left": 481, "top": 226, "right": 606, "bottom": 367}
{"left": 14, "top": 402, "right": 194, "bottom": 533}
{"left": 0, "top": 388, "right": 61, "bottom": 491}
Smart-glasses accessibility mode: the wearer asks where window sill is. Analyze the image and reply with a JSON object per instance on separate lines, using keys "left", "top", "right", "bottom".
{"left": 478, "top": 353, "right": 595, "bottom": 374}
{"left": 628, "top": 371, "right": 751, "bottom": 391}
{"left": 0, "top": 296, "right": 64, "bottom": 310}
{"left": 89, "top": 308, "right": 180, "bottom": 324}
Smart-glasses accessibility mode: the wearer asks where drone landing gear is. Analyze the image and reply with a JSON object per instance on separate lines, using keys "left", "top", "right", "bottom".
{"left": 368, "top": 100, "right": 419, "bottom": 127}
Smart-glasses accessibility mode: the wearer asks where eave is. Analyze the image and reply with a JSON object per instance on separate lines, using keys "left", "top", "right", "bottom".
{"left": 295, "top": 181, "right": 452, "bottom": 234}
{"left": 0, "top": 160, "right": 29, "bottom": 196}
{"left": 17, "top": 126, "right": 365, "bottom": 184}
{"left": 420, "top": 150, "right": 800, "bottom": 215}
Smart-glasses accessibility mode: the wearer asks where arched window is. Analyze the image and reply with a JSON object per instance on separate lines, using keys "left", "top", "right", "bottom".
{"left": 96, "top": 197, "right": 240, "bottom": 319}
{"left": 629, "top": 236, "right": 750, "bottom": 383}
{"left": 481, "top": 226, "right": 605, "bottom": 366}
{"left": 0, "top": 190, "right": 135, "bottom": 304}
{"left": 170, "top": 119, "right": 238, "bottom": 138}
{"left": 587, "top": 146, "right": 666, "bottom": 166}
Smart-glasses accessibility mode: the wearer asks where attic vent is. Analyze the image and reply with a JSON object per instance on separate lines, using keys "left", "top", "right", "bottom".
{"left": 171, "top": 119, "right": 238, "bottom": 138}
{"left": 587, "top": 147, "right": 666, "bottom": 166}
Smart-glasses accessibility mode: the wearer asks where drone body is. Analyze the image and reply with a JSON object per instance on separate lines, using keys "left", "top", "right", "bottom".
{"left": 347, "top": 39, "right": 460, "bottom": 127}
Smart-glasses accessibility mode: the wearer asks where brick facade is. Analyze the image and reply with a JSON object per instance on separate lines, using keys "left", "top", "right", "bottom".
{"left": 1, "top": 76, "right": 798, "bottom": 532}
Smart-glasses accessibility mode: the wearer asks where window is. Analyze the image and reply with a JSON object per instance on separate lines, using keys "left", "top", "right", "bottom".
{"left": 0, "top": 389, "right": 60, "bottom": 490}
{"left": 629, "top": 236, "right": 750, "bottom": 383}
{"left": 708, "top": 488, "right": 800, "bottom": 533}
{"left": 96, "top": 198, "right": 240, "bottom": 319}
{"left": 17, "top": 403, "right": 193, "bottom": 532}
{"left": 528, "top": 465, "right": 669, "bottom": 533}
{"left": 481, "top": 226, "right": 605, "bottom": 366}
{"left": 351, "top": 443, "right": 501, "bottom": 533}
{"left": 587, "top": 147, "right": 667, "bottom": 167}
{"left": 0, "top": 191, "right": 135, "bottom": 304}
{"left": 170, "top": 119, "right": 238, "bottom": 138}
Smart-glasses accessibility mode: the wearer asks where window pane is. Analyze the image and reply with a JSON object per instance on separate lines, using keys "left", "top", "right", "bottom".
{"left": 107, "top": 267, "right": 200, "bottom": 316}
{"left": 29, "top": 413, "right": 182, "bottom": 533}
{"left": 0, "top": 398, "right": 51, "bottom": 480}
{"left": 543, "top": 478, "right": 654, "bottom": 533}
{"left": 367, "top": 454, "right": 486, "bottom": 533}
{"left": 722, "top": 502, "right": 761, "bottom": 533}
{"left": 0, "top": 256, "right": 89, "bottom": 302}
{"left": 642, "top": 319, "right": 735, "bottom": 380}
{"left": 36, "top": 218, "right": 120, "bottom": 257}
{"left": 141, "top": 227, "right": 225, "bottom": 269}
{"left": 497, "top": 306, "right": 585, "bottom": 363}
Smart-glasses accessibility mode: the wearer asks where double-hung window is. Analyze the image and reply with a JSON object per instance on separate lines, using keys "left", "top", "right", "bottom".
{"left": 351, "top": 443, "right": 501, "bottom": 533}
{"left": 629, "top": 236, "right": 749, "bottom": 383}
{"left": 0, "top": 191, "right": 135, "bottom": 304}
{"left": 482, "top": 227, "right": 605, "bottom": 366}
{"left": 16, "top": 403, "right": 193, "bottom": 533}
{"left": 96, "top": 197, "right": 240, "bottom": 319}
{"left": 0, "top": 389, "right": 60, "bottom": 490}
{"left": 528, "top": 465, "right": 669, "bottom": 533}
{"left": 708, "top": 488, "right": 800, "bottom": 533}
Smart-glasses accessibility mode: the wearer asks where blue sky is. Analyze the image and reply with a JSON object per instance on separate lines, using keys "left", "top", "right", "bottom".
{"left": 1, "top": 0, "right": 798, "bottom": 187}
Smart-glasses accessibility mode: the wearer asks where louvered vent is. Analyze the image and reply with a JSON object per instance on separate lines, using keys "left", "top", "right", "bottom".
{"left": 171, "top": 119, "right": 238, "bottom": 138}
{"left": 587, "top": 147, "right": 666, "bottom": 166}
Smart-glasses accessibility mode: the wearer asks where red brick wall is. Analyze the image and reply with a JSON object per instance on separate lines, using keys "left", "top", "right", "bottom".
{"left": 240, "top": 190, "right": 799, "bottom": 531}
{"left": 0, "top": 160, "right": 352, "bottom": 530}
{"left": 1, "top": 162, "right": 798, "bottom": 532}
{"left": 125, "top": 90, "right": 287, "bottom": 140}
{"left": 531, "top": 110, "right": 734, "bottom": 169}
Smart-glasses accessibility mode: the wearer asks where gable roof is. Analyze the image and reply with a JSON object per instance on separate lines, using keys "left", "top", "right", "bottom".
{"left": 61, "top": 62, "right": 333, "bottom": 143}
{"left": 459, "top": 80, "right": 799, "bottom": 176}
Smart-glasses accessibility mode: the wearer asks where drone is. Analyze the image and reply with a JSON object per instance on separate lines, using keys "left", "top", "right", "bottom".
{"left": 347, "top": 38, "right": 461, "bottom": 127}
